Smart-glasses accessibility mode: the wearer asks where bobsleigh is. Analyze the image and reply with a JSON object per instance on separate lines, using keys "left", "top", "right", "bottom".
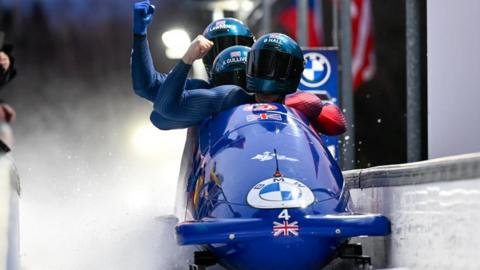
{"left": 175, "top": 103, "right": 390, "bottom": 270}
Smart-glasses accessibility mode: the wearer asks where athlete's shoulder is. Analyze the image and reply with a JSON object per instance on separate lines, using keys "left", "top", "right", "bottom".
{"left": 220, "top": 86, "right": 254, "bottom": 108}
{"left": 208, "top": 85, "right": 244, "bottom": 95}
{"left": 186, "top": 79, "right": 211, "bottom": 90}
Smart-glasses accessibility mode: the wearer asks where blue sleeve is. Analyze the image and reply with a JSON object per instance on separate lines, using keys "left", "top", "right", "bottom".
{"left": 154, "top": 61, "right": 253, "bottom": 124}
{"left": 186, "top": 78, "right": 211, "bottom": 90}
{"left": 131, "top": 36, "right": 165, "bottom": 102}
{"left": 130, "top": 36, "right": 209, "bottom": 102}
{"left": 149, "top": 111, "right": 202, "bottom": 130}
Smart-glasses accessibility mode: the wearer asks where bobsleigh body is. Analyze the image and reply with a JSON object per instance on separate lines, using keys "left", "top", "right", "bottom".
{"left": 176, "top": 103, "right": 390, "bottom": 270}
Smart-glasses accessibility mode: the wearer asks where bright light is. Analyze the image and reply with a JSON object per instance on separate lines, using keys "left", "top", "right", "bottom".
{"left": 208, "top": 0, "right": 254, "bottom": 12}
{"left": 131, "top": 123, "right": 187, "bottom": 157}
{"left": 212, "top": 8, "right": 224, "bottom": 21}
{"left": 161, "top": 29, "right": 191, "bottom": 59}
{"left": 124, "top": 188, "right": 151, "bottom": 211}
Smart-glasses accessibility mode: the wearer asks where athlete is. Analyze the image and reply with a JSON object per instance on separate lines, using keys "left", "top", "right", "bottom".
{"left": 153, "top": 32, "right": 346, "bottom": 135}
{"left": 210, "top": 45, "right": 250, "bottom": 90}
{"left": 208, "top": 39, "right": 346, "bottom": 135}
{"left": 131, "top": 1, "right": 255, "bottom": 129}
{"left": 131, "top": 1, "right": 254, "bottom": 102}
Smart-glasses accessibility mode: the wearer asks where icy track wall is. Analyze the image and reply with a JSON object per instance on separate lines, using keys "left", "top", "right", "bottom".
{"left": 0, "top": 154, "right": 20, "bottom": 270}
{"left": 344, "top": 152, "right": 480, "bottom": 269}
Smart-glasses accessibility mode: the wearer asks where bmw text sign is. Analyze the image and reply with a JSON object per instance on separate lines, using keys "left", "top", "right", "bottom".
{"left": 299, "top": 48, "right": 340, "bottom": 160}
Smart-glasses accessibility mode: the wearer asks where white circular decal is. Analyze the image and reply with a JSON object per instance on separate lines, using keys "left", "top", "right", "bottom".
{"left": 300, "top": 52, "right": 331, "bottom": 88}
{"left": 247, "top": 177, "right": 315, "bottom": 209}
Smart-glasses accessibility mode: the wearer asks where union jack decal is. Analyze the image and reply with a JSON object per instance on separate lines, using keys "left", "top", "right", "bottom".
{"left": 246, "top": 113, "right": 282, "bottom": 122}
{"left": 273, "top": 221, "right": 299, "bottom": 237}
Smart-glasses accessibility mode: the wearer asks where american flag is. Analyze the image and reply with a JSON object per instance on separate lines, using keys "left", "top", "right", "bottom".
{"left": 278, "top": 0, "right": 376, "bottom": 89}
{"left": 246, "top": 113, "right": 282, "bottom": 122}
{"left": 273, "top": 221, "right": 299, "bottom": 237}
{"left": 277, "top": 0, "right": 324, "bottom": 47}
{"left": 230, "top": 51, "right": 241, "bottom": 58}
{"left": 351, "top": 0, "right": 376, "bottom": 89}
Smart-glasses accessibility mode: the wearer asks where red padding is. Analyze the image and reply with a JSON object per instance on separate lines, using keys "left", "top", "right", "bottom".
{"left": 285, "top": 92, "right": 323, "bottom": 119}
{"left": 314, "top": 104, "right": 347, "bottom": 136}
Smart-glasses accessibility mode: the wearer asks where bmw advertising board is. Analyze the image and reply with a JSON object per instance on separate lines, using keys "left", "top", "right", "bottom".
{"left": 298, "top": 48, "right": 340, "bottom": 160}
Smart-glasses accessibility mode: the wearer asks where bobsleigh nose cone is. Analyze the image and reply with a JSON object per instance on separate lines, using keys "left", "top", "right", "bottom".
{"left": 218, "top": 238, "right": 337, "bottom": 270}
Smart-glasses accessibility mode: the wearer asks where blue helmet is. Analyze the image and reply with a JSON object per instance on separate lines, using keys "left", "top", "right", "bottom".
{"left": 246, "top": 33, "right": 304, "bottom": 95}
{"left": 211, "top": 45, "right": 250, "bottom": 89}
{"left": 203, "top": 18, "right": 255, "bottom": 75}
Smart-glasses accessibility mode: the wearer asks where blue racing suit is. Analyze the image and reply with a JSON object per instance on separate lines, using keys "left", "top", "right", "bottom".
{"left": 131, "top": 35, "right": 210, "bottom": 102}
{"left": 131, "top": 35, "right": 254, "bottom": 129}
{"left": 131, "top": 35, "right": 225, "bottom": 129}
{"left": 153, "top": 60, "right": 254, "bottom": 129}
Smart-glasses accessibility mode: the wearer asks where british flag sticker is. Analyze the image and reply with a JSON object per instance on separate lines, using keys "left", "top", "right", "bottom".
{"left": 246, "top": 113, "right": 282, "bottom": 122}
{"left": 273, "top": 220, "right": 299, "bottom": 237}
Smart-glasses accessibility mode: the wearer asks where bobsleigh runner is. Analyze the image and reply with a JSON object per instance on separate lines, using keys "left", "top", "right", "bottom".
{"left": 173, "top": 103, "right": 391, "bottom": 270}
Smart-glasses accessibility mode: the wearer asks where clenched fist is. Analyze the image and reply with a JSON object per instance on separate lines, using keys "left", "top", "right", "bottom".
{"left": 182, "top": 35, "right": 214, "bottom": 65}
{"left": 133, "top": 1, "right": 155, "bottom": 36}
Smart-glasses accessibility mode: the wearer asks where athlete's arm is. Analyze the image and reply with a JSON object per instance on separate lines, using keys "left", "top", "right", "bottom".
{"left": 285, "top": 92, "right": 346, "bottom": 136}
{"left": 130, "top": 2, "right": 209, "bottom": 102}
{"left": 130, "top": 1, "right": 159, "bottom": 101}
{"left": 285, "top": 92, "right": 324, "bottom": 119}
{"left": 153, "top": 60, "right": 246, "bottom": 123}
{"left": 315, "top": 103, "right": 347, "bottom": 136}
{"left": 149, "top": 111, "right": 202, "bottom": 130}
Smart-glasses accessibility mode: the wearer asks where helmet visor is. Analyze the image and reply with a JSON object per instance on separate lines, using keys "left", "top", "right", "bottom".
{"left": 212, "top": 70, "right": 246, "bottom": 89}
{"left": 247, "top": 49, "right": 304, "bottom": 81}
{"left": 203, "top": 35, "right": 254, "bottom": 67}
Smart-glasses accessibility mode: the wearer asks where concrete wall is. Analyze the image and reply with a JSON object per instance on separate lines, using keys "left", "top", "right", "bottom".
{"left": 344, "top": 153, "right": 480, "bottom": 269}
{"left": 428, "top": 0, "right": 480, "bottom": 158}
{"left": 0, "top": 154, "right": 20, "bottom": 270}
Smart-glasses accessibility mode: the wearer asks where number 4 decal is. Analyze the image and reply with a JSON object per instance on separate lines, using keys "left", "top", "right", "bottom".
{"left": 278, "top": 209, "right": 291, "bottom": 221}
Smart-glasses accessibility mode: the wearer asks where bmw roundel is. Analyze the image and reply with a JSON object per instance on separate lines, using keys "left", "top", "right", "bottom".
{"left": 300, "top": 52, "right": 331, "bottom": 88}
{"left": 247, "top": 177, "right": 315, "bottom": 209}
{"left": 259, "top": 182, "right": 302, "bottom": 201}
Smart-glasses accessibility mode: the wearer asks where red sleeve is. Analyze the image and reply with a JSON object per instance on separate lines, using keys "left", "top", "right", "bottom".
{"left": 313, "top": 103, "right": 347, "bottom": 136}
{"left": 284, "top": 92, "right": 323, "bottom": 119}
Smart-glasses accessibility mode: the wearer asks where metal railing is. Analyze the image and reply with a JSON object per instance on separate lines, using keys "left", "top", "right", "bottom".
{"left": 344, "top": 152, "right": 480, "bottom": 189}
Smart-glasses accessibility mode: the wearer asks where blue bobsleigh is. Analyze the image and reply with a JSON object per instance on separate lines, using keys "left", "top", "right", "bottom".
{"left": 175, "top": 103, "right": 390, "bottom": 270}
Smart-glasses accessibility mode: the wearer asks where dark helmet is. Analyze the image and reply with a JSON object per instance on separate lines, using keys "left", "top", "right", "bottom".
{"left": 202, "top": 18, "right": 255, "bottom": 76}
{"left": 211, "top": 45, "right": 250, "bottom": 89}
{"left": 246, "top": 33, "right": 304, "bottom": 95}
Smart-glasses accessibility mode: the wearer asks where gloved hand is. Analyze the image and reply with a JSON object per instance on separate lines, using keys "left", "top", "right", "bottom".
{"left": 133, "top": 1, "right": 155, "bottom": 36}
